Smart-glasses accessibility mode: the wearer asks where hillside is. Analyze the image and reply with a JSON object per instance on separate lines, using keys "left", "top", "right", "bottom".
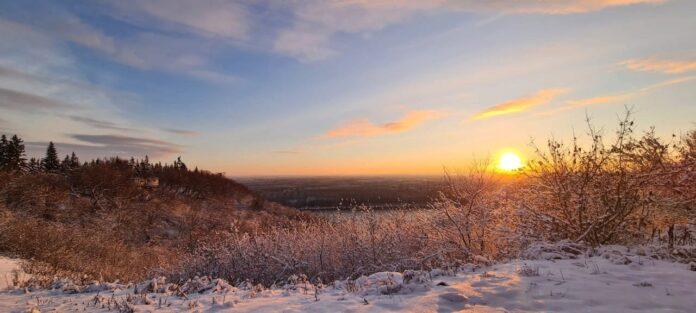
{"left": 0, "top": 152, "right": 312, "bottom": 283}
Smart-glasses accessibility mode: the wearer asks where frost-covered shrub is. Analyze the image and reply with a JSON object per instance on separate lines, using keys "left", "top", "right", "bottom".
{"left": 173, "top": 208, "right": 475, "bottom": 286}
{"left": 517, "top": 111, "right": 695, "bottom": 246}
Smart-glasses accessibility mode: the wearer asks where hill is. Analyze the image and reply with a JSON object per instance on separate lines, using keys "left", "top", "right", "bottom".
{"left": 0, "top": 140, "right": 313, "bottom": 282}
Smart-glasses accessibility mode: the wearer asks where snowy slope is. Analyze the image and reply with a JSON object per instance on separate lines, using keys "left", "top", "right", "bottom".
{"left": 1, "top": 250, "right": 694, "bottom": 312}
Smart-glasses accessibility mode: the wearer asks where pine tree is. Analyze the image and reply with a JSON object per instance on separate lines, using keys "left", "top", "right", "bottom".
{"left": 69, "top": 152, "right": 80, "bottom": 169}
{"left": 5, "top": 135, "right": 26, "bottom": 172}
{"left": 42, "top": 141, "right": 60, "bottom": 172}
{"left": 0, "top": 135, "right": 7, "bottom": 170}
{"left": 61, "top": 154, "right": 71, "bottom": 172}
{"left": 27, "top": 158, "right": 41, "bottom": 173}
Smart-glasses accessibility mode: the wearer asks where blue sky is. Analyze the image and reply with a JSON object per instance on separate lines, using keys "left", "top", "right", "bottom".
{"left": 0, "top": 0, "right": 694, "bottom": 176}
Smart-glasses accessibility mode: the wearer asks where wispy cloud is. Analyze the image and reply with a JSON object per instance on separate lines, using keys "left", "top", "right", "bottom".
{"left": 0, "top": 87, "right": 74, "bottom": 112}
{"left": 271, "top": 0, "right": 665, "bottom": 61}
{"left": 2, "top": 11, "right": 239, "bottom": 85}
{"left": 59, "top": 134, "right": 182, "bottom": 158}
{"left": 539, "top": 76, "right": 695, "bottom": 115}
{"left": 472, "top": 88, "right": 568, "bottom": 120}
{"left": 106, "top": 0, "right": 249, "bottom": 40}
{"left": 621, "top": 57, "right": 696, "bottom": 74}
{"left": 68, "top": 116, "right": 135, "bottom": 132}
{"left": 325, "top": 110, "right": 444, "bottom": 138}
{"left": 162, "top": 128, "right": 200, "bottom": 136}
{"left": 456, "top": 0, "right": 666, "bottom": 14}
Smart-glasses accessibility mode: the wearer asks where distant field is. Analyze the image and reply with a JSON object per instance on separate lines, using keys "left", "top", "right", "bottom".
{"left": 237, "top": 176, "right": 446, "bottom": 210}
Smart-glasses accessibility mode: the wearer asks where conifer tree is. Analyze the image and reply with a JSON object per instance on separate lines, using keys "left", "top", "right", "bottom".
{"left": 4, "top": 135, "right": 26, "bottom": 172}
{"left": 69, "top": 152, "right": 79, "bottom": 169}
{"left": 0, "top": 134, "right": 7, "bottom": 170}
{"left": 42, "top": 141, "right": 60, "bottom": 172}
{"left": 27, "top": 157, "right": 41, "bottom": 173}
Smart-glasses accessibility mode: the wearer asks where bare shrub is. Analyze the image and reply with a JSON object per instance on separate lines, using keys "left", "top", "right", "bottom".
{"left": 0, "top": 211, "right": 170, "bottom": 283}
{"left": 518, "top": 110, "right": 694, "bottom": 246}
{"left": 173, "top": 208, "right": 453, "bottom": 286}
{"left": 426, "top": 160, "right": 511, "bottom": 260}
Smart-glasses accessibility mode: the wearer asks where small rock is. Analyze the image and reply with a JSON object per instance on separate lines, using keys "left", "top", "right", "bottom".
{"left": 436, "top": 281, "right": 449, "bottom": 286}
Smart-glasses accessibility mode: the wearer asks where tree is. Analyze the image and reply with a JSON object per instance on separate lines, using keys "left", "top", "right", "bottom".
{"left": 42, "top": 141, "right": 60, "bottom": 172}
{"left": 69, "top": 152, "right": 80, "bottom": 169}
{"left": 4, "top": 135, "right": 26, "bottom": 172}
{"left": 27, "top": 157, "right": 41, "bottom": 173}
{"left": 0, "top": 135, "right": 7, "bottom": 170}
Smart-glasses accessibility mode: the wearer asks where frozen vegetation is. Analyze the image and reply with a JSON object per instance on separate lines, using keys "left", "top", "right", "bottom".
{"left": 2, "top": 242, "right": 695, "bottom": 312}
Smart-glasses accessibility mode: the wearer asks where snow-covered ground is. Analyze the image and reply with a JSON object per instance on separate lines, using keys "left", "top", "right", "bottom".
{"left": 1, "top": 245, "right": 695, "bottom": 312}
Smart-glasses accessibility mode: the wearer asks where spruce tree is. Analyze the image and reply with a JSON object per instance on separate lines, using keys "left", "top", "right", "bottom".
{"left": 42, "top": 141, "right": 60, "bottom": 172}
{"left": 5, "top": 135, "right": 26, "bottom": 172}
{"left": 0, "top": 134, "right": 7, "bottom": 170}
{"left": 69, "top": 152, "right": 79, "bottom": 169}
{"left": 27, "top": 158, "right": 41, "bottom": 173}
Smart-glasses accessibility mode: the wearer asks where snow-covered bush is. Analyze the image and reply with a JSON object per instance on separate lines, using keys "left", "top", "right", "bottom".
{"left": 517, "top": 111, "right": 695, "bottom": 246}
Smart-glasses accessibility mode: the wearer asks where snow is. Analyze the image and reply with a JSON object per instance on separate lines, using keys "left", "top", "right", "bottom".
{"left": 1, "top": 249, "right": 695, "bottom": 312}
{"left": 0, "top": 257, "right": 24, "bottom": 291}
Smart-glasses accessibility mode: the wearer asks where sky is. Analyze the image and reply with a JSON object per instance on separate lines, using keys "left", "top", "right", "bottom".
{"left": 0, "top": 0, "right": 695, "bottom": 176}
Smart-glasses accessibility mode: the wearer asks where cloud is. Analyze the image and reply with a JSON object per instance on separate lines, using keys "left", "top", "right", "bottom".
{"left": 7, "top": 0, "right": 667, "bottom": 66}
{"left": 1, "top": 11, "right": 239, "bottom": 85}
{"left": 565, "top": 94, "right": 632, "bottom": 108}
{"left": 162, "top": 128, "right": 200, "bottom": 136}
{"left": 0, "top": 87, "right": 73, "bottom": 112}
{"left": 106, "top": 0, "right": 249, "bottom": 40}
{"left": 325, "top": 110, "right": 444, "bottom": 138}
{"left": 538, "top": 76, "right": 695, "bottom": 115}
{"left": 472, "top": 88, "right": 568, "bottom": 120}
{"left": 68, "top": 116, "right": 135, "bottom": 132}
{"left": 621, "top": 57, "right": 696, "bottom": 74}
{"left": 272, "top": 0, "right": 665, "bottom": 61}
{"left": 27, "top": 134, "right": 184, "bottom": 159}
{"left": 452, "top": 0, "right": 666, "bottom": 15}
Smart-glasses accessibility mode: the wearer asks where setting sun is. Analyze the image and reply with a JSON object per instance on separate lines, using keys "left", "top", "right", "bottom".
{"left": 498, "top": 152, "right": 523, "bottom": 171}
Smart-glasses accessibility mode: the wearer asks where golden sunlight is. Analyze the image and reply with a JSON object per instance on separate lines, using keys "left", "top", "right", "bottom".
{"left": 498, "top": 152, "right": 523, "bottom": 171}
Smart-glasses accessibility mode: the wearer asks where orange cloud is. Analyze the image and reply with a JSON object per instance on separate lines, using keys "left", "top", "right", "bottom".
{"left": 325, "top": 110, "right": 444, "bottom": 138}
{"left": 472, "top": 88, "right": 568, "bottom": 120}
{"left": 622, "top": 58, "right": 696, "bottom": 74}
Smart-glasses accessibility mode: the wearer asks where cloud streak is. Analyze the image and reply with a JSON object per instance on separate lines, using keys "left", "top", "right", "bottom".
{"left": 271, "top": 0, "right": 665, "bottom": 61}
{"left": 68, "top": 116, "right": 135, "bottom": 132}
{"left": 325, "top": 110, "right": 444, "bottom": 138}
{"left": 162, "top": 128, "right": 200, "bottom": 136}
{"left": 621, "top": 57, "right": 696, "bottom": 74}
{"left": 472, "top": 88, "right": 568, "bottom": 120}
{"left": 0, "top": 87, "right": 74, "bottom": 112}
{"left": 539, "top": 76, "right": 695, "bottom": 115}
{"left": 454, "top": 0, "right": 666, "bottom": 15}
{"left": 26, "top": 134, "right": 182, "bottom": 160}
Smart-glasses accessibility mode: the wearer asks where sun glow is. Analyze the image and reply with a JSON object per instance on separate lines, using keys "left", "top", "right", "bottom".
{"left": 498, "top": 152, "right": 523, "bottom": 171}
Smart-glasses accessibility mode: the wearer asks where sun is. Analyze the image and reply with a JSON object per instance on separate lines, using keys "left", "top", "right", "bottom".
{"left": 498, "top": 152, "right": 523, "bottom": 172}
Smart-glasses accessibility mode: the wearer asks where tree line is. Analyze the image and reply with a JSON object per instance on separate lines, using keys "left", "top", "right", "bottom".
{"left": 0, "top": 133, "right": 253, "bottom": 199}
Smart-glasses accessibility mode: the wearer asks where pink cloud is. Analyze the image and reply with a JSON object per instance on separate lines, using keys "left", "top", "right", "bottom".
{"left": 472, "top": 88, "right": 568, "bottom": 120}
{"left": 325, "top": 110, "right": 444, "bottom": 138}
